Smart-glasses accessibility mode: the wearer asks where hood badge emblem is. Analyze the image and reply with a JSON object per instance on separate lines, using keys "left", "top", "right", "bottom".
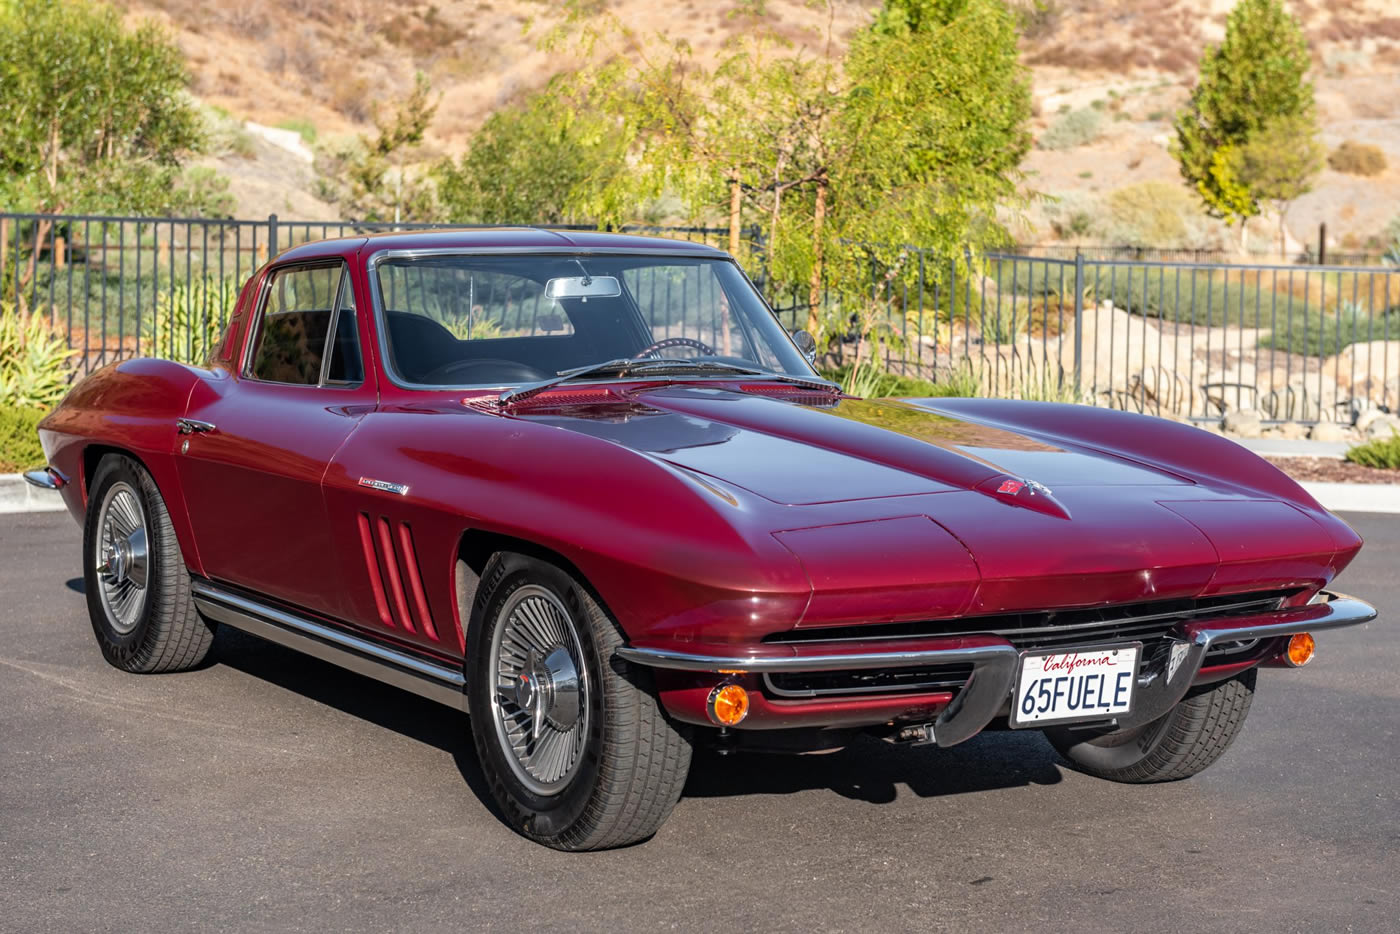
{"left": 997, "top": 477, "right": 1053, "bottom": 497}
{"left": 358, "top": 477, "right": 410, "bottom": 496}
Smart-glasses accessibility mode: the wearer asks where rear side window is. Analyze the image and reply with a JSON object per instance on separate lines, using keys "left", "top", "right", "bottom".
{"left": 246, "top": 263, "right": 360, "bottom": 386}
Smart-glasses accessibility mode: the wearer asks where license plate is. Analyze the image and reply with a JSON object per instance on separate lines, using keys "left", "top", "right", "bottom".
{"left": 1009, "top": 643, "right": 1141, "bottom": 728}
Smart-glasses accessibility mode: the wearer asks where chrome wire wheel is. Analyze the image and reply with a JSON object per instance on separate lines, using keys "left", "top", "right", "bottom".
{"left": 489, "top": 585, "right": 591, "bottom": 796}
{"left": 94, "top": 481, "right": 150, "bottom": 634}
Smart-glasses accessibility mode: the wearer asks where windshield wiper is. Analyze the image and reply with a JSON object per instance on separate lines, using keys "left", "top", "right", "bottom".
{"left": 498, "top": 357, "right": 839, "bottom": 406}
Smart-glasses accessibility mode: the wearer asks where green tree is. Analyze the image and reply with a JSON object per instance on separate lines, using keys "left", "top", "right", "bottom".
{"left": 0, "top": 0, "right": 210, "bottom": 214}
{"left": 1172, "top": 0, "right": 1315, "bottom": 248}
{"left": 1232, "top": 113, "right": 1325, "bottom": 255}
{"left": 317, "top": 74, "right": 438, "bottom": 223}
{"left": 435, "top": 77, "right": 627, "bottom": 224}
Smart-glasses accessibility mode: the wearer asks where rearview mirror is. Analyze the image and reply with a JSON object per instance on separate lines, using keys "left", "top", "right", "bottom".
{"left": 791, "top": 329, "right": 817, "bottom": 362}
{"left": 545, "top": 275, "right": 622, "bottom": 301}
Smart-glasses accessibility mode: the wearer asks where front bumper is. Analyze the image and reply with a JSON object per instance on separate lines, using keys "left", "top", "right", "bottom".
{"left": 617, "top": 592, "right": 1377, "bottom": 745}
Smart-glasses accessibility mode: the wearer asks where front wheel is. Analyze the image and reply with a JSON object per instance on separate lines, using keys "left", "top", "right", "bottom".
{"left": 466, "top": 552, "right": 692, "bottom": 850}
{"left": 1044, "top": 668, "right": 1256, "bottom": 783}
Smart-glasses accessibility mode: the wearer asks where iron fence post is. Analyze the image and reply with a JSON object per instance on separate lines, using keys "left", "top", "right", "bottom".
{"left": 1073, "top": 250, "right": 1085, "bottom": 395}
{"left": 268, "top": 214, "right": 279, "bottom": 259}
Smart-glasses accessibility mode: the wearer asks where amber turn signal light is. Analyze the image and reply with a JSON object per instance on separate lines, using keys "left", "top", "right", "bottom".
{"left": 707, "top": 682, "right": 750, "bottom": 726}
{"left": 1286, "top": 632, "right": 1316, "bottom": 667}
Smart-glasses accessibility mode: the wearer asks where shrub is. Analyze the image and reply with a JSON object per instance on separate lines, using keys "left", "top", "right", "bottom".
{"left": 1100, "top": 180, "right": 1210, "bottom": 247}
{"left": 1328, "top": 141, "right": 1387, "bottom": 177}
{"left": 1345, "top": 429, "right": 1400, "bottom": 469}
{"left": 821, "top": 363, "right": 944, "bottom": 398}
{"left": 0, "top": 308, "right": 78, "bottom": 409}
{"left": 1040, "top": 107, "right": 1103, "bottom": 150}
{"left": 0, "top": 405, "right": 45, "bottom": 473}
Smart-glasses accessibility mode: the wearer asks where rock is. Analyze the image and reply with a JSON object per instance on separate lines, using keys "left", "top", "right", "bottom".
{"left": 1365, "top": 416, "right": 1400, "bottom": 440}
{"left": 1275, "top": 421, "right": 1309, "bottom": 441}
{"left": 1310, "top": 422, "right": 1351, "bottom": 443}
{"left": 1222, "top": 409, "right": 1263, "bottom": 438}
{"left": 1356, "top": 407, "right": 1387, "bottom": 435}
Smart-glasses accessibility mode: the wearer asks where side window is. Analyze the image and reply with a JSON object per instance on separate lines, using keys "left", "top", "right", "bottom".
{"left": 326, "top": 274, "right": 363, "bottom": 385}
{"left": 246, "top": 264, "right": 359, "bottom": 386}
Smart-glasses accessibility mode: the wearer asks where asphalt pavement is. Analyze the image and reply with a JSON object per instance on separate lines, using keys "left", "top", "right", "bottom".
{"left": 1, "top": 510, "right": 1396, "bottom": 933}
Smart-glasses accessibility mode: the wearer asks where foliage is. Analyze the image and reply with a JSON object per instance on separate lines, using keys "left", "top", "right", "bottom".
{"left": 141, "top": 277, "right": 239, "bottom": 365}
{"left": 0, "top": 307, "right": 78, "bottom": 409}
{"left": 1345, "top": 429, "right": 1400, "bottom": 470}
{"left": 435, "top": 77, "right": 627, "bottom": 224}
{"left": 0, "top": 404, "right": 46, "bottom": 474}
{"left": 0, "top": 0, "right": 211, "bottom": 215}
{"left": 820, "top": 360, "right": 976, "bottom": 398}
{"left": 1171, "top": 0, "right": 1315, "bottom": 232}
{"left": 1328, "top": 141, "right": 1387, "bottom": 177}
{"left": 1099, "top": 181, "right": 1210, "bottom": 247}
{"left": 547, "top": 0, "right": 1031, "bottom": 366}
{"left": 1040, "top": 107, "right": 1103, "bottom": 150}
{"left": 316, "top": 74, "right": 438, "bottom": 222}
{"left": 1232, "top": 114, "right": 1325, "bottom": 252}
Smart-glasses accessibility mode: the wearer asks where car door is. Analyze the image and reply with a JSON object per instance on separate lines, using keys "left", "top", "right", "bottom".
{"left": 177, "top": 260, "right": 375, "bottom": 619}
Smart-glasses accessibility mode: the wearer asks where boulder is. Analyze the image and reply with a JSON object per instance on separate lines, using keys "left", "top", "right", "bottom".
{"left": 1222, "top": 409, "right": 1263, "bottom": 438}
{"left": 1310, "top": 421, "right": 1351, "bottom": 443}
{"left": 1275, "top": 421, "right": 1309, "bottom": 441}
{"left": 1365, "top": 416, "right": 1400, "bottom": 441}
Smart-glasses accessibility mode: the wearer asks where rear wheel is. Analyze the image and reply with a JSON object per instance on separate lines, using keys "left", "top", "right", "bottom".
{"left": 466, "top": 552, "right": 691, "bottom": 850}
{"left": 82, "top": 454, "right": 215, "bottom": 673}
{"left": 1044, "top": 669, "right": 1256, "bottom": 783}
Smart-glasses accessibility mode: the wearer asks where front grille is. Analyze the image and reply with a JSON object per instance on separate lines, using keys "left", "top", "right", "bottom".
{"left": 758, "top": 590, "right": 1294, "bottom": 699}
{"left": 764, "top": 664, "right": 974, "bottom": 699}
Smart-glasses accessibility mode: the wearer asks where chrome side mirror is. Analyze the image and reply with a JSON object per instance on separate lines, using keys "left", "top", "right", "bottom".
{"left": 791, "top": 329, "right": 817, "bottom": 363}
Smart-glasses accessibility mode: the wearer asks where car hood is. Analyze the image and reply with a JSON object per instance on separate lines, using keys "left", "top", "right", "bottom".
{"left": 515, "top": 384, "right": 1192, "bottom": 506}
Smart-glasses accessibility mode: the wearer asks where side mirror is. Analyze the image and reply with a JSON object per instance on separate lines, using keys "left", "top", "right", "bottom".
{"left": 790, "top": 329, "right": 817, "bottom": 362}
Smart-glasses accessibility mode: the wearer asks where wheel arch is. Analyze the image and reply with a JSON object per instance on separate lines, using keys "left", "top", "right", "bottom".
{"left": 81, "top": 443, "right": 203, "bottom": 577}
{"left": 453, "top": 529, "right": 614, "bottom": 666}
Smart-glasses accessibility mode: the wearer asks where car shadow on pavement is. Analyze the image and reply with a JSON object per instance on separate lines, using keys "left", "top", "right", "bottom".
{"left": 208, "top": 626, "right": 507, "bottom": 823}
{"left": 684, "top": 731, "right": 1064, "bottom": 804}
{"left": 210, "top": 627, "right": 1064, "bottom": 815}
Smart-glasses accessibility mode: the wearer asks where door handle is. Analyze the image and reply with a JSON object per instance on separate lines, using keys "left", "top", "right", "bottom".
{"left": 177, "top": 418, "right": 216, "bottom": 435}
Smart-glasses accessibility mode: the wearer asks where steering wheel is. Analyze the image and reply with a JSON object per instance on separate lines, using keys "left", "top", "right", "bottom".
{"left": 632, "top": 337, "right": 716, "bottom": 360}
{"left": 417, "top": 358, "right": 552, "bottom": 385}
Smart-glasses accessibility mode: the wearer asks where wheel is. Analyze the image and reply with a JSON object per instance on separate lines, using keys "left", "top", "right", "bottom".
{"left": 1044, "top": 668, "right": 1256, "bottom": 783}
{"left": 466, "top": 552, "right": 692, "bottom": 850}
{"left": 82, "top": 454, "right": 215, "bottom": 673}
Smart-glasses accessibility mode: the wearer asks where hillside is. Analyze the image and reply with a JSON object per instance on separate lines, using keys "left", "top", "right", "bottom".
{"left": 131, "top": 0, "right": 1400, "bottom": 252}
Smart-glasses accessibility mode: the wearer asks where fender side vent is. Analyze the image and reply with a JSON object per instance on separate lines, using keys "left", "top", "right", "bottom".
{"left": 357, "top": 512, "right": 441, "bottom": 642}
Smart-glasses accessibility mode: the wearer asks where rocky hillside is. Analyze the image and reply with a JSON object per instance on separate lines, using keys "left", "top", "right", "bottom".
{"left": 132, "top": 0, "right": 1400, "bottom": 251}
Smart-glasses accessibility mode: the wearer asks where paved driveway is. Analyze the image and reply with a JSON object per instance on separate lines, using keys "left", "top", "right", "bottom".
{"left": 1, "top": 511, "right": 1396, "bottom": 933}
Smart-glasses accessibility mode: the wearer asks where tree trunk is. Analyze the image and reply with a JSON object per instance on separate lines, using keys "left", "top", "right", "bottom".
{"left": 1238, "top": 217, "right": 1248, "bottom": 254}
{"left": 807, "top": 177, "right": 827, "bottom": 335}
{"left": 727, "top": 174, "right": 742, "bottom": 257}
{"left": 1277, "top": 205, "right": 1287, "bottom": 258}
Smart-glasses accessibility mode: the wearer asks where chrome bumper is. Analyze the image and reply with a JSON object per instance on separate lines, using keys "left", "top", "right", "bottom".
{"left": 617, "top": 591, "right": 1377, "bottom": 747}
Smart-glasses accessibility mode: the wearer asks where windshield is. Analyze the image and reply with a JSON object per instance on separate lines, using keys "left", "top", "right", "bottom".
{"left": 371, "top": 252, "right": 816, "bottom": 388}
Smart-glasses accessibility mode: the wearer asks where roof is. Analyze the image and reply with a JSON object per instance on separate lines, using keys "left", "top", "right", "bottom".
{"left": 273, "top": 227, "right": 729, "bottom": 265}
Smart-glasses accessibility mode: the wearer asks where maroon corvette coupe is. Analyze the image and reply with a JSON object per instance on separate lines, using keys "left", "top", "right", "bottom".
{"left": 29, "top": 229, "right": 1376, "bottom": 850}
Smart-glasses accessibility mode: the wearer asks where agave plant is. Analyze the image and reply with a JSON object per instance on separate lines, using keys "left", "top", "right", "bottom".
{"left": 0, "top": 306, "right": 80, "bottom": 409}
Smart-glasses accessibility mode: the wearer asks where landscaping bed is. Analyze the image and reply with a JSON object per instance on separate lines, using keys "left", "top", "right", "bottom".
{"left": 1264, "top": 455, "right": 1400, "bottom": 485}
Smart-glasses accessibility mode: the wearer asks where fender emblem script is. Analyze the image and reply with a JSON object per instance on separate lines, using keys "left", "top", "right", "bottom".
{"left": 358, "top": 477, "right": 410, "bottom": 496}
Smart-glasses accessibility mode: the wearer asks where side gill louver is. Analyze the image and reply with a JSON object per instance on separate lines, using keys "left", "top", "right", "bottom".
{"left": 357, "top": 512, "right": 443, "bottom": 643}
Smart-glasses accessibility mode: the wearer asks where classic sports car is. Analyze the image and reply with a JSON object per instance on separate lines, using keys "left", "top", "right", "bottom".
{"left": 29, "top": 229, "right": 1376, "bottom": 851}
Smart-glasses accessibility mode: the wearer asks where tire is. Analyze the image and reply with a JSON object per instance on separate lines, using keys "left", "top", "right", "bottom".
{"left": 1044, "top": 668, "right": 1256, "bottom": 783}
{"left": 466, "top": 552, "right": 692, "bottom": 851}
{"left": 82, "top": 454, "right": 215, "bottom": 673}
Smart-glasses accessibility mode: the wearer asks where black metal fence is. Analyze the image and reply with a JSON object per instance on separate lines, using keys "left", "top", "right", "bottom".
{"left": 3, "top": 211, "right": 1397, "bottom": 424}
